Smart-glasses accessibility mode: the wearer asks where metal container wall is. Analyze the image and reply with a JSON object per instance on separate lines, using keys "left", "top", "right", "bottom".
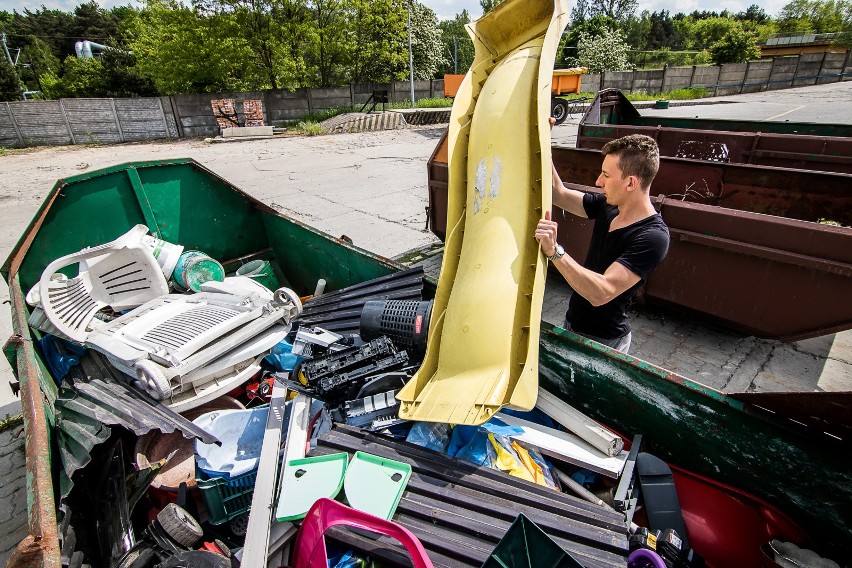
{"left": 3, "top": 159, "right": 851, "bottom": 566}
{"left": 578, "top": 89, "right": 852, "bottom": 174}
{"left": 426, "top": 130, "right": 852, "bottom": 340}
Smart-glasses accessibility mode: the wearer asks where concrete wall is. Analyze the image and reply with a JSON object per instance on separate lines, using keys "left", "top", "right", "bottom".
{"left": 1, "top": 78, "right": 448, "bottom": 147}
{"left": 2, "top": 52, "right": 850, "bottom": 148}
{"left": 582, "top": 49, "right": 850, "bottom": 96}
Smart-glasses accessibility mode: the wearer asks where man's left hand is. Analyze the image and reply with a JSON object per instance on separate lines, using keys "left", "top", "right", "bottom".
{"left": 535, "top": 210, "right": 559, "bottom": 258}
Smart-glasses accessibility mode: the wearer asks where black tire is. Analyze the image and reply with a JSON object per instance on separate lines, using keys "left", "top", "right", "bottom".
{"left": 156, "top": 503, "right": 203, "bottom": 548}
{"left": 551, "top": 98, "right": 569, "bottom": 125}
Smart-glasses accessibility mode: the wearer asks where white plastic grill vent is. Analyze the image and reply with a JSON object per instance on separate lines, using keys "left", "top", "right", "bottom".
{"left": 141, "top": 305, "right": 242, "bottom": 349}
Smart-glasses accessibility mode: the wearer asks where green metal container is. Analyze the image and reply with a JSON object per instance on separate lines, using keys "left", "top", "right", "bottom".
{"left": 2, "top": 158, "right": 850, "bottom": 567}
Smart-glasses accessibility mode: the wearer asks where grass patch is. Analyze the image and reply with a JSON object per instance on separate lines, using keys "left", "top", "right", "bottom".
{"left": 293, "top": 121, "right": 326, "bottom": 136}
{"left": 626, "top": 87, "right": 709, "bottom": 101}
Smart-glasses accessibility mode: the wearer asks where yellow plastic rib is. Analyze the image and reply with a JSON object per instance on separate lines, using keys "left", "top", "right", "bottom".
{"left": 397, "top": 0, "right": 569, "bottom": 425}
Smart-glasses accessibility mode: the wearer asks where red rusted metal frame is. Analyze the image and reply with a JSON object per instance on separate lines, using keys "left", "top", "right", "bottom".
{"left": 551, "top": 146, "right": 852, "bottom": 226}
{"left": 6, "top": 275, "right": 61, "bottom": 568}
{"left": 425, "top": 133, "right": 852, "bottom": 340}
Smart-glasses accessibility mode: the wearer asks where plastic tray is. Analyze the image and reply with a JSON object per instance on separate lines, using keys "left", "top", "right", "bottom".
{"left": 275, "top": 453, "right": 349, "bottom": 522}
{"left": 343, "top": 451, "right": 411, "bottom": 520}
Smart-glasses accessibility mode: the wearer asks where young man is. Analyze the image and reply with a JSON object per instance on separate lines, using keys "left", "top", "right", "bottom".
{"left": 535, "top": 133, "right": 670, "bottom": 353}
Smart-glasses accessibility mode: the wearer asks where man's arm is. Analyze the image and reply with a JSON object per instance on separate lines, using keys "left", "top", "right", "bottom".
{"left": 552, "top": 162, "right": 587, "bottom": 218}
{"left": 535, "top": 213, "right": 640, "bottom": 306}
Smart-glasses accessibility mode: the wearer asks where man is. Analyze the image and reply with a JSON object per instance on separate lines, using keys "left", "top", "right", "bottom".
{"left": 535, "top": 133, "right": 669, "bottom": 353}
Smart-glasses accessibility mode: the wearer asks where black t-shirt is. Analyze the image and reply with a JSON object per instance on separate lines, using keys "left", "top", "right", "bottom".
{"left": 566, "top": 193, "right": 670, "bottom": 340}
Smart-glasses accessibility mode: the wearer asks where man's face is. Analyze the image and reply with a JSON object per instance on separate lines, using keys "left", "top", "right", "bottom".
{"left": 596, "top": 154, "right": 629, "bottom": 206}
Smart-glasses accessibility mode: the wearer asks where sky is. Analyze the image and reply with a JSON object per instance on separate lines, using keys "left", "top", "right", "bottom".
{"left": 0, "top": 0, "right": 789, "bottom": 22}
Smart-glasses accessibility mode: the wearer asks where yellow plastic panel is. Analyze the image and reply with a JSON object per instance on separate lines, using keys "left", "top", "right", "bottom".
{"left": 398, "top": 0, "right": 569, "bottom": 425}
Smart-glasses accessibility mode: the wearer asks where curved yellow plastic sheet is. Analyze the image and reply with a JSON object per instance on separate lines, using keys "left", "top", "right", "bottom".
{"left": 397, "top": 0, "right": 569, "bottom": 425}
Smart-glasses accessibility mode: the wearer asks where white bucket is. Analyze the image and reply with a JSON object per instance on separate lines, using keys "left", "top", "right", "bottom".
{"left": 142, "top": 235, "right": 184, "bottom": 280}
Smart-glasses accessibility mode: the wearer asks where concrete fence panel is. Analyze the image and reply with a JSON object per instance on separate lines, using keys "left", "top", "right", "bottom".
{"left": 61, "top": 98, "right": 122, "bottom": 144}
{"left": 816, "top": 52, "right": 846, "bottom": 84}
{"left": 632, "top": 69, "right": 664, "bottom": 93}
{"left": 663, "top": 67, "right": 693, "bottom": 91}
{"left": 743, "top": 60, "right": 772, "bottom": 93}
{"left": 717, "top": 63, "right": 748, "bottom": 96}
{"left": 114, "top": 97, "right": 174, "bottom": 142}
{"left": 794, "top": 52, "right": 825, "bottom": 86}
{"left": 769, "top": 56, "right": 799, "bottom": 90}
{"left": 8, "top": 101, "right": 72, "bottom": 146}
{"left": 582, "top": 73, "right": 601, "bottom": 93}
{"left": 0, "top": 103, "right": 23, "bottom": 147}
{"left": 692, "top": 66, "right": 721, "bottom": 90}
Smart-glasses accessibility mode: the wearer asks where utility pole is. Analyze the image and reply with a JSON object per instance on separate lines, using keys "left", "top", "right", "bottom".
{"left": 453, "top": 35, "right": 458, "bottom": 74}
{"left": 408, "top": 1, "right": 415, "bottom": 106}
{"left": 2, "top": 33, "right": 15, "bottom": 66}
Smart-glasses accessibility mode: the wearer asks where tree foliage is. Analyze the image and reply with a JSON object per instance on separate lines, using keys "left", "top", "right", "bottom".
{"left": 409, "top": 2, "right": 445, "bottom": 80}
{"left": 0, "top": 58, "right": 22, "bottom": 101}
{"left": 571, "top": 0, "right": 638, "bottom": 24}
{"left": 575, "top": 27, "right": 630, "bottom": 72}
{"left": 777, "top": 0, "right": 851, "bottom": 32}
{"left": 710, "top": 27, "right": 762, "bottom": 64}
{"left": 437, "top": 10, "right": 474, "bottom": 75}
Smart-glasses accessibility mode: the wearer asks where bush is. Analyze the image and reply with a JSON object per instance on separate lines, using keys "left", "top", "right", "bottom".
{"left": 710, "top": 30, "right": 761, "bottom": 65}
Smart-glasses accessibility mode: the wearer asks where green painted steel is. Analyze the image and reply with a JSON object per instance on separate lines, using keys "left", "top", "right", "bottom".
{"left": 539, "top": 325, "right": 852, "bottom": 558}
{"left": 3, "top": 158, "right": 850, "bottom": 566}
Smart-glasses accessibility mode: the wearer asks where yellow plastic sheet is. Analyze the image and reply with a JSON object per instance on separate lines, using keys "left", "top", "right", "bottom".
{"left": 398, "top": 0, "right": 570, "bottom": 425}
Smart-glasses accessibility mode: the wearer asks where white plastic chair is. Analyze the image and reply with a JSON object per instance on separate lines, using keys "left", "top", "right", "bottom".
{"left": 87, "top": 278, "right": 302, "bottom": 402}
{"left": 38, "top": 225, "right": 169, "bottom": 343}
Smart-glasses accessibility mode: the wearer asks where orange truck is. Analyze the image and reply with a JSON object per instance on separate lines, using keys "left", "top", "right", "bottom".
{"left": 443, "top": 67, "right": 587, "bottom": 125}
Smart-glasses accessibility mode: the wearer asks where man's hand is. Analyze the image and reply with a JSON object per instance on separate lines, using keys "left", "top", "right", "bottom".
{"left": 535, "top": 210, "right": 559, "bottom": 258}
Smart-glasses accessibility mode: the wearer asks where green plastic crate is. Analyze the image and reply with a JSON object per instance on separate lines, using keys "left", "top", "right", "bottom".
{"left": 197, "top": 468, "right": 257, "bottom": 525}
{"left": 481, "top": 514, "right": 583, "bottom": 568}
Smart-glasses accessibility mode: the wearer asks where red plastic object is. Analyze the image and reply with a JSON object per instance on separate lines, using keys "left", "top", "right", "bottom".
{"left": 290, "top": 498, "right": 434, "bottom": 568}
{"left": 671, "top": 464, "right": 807, "bottom": 568}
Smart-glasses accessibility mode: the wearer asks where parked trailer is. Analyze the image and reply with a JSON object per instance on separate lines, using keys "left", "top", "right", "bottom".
{"left": 3, "top": 160, "right": 850, "bottom": 567}
{"left": 443, "top": 67, "right": 587, "bottom": 125}
{"left": 578, "top": 89, "right": 852, "bottom": 174}
{"left": 426, "top": 130, "right": 852, "bottom": 340}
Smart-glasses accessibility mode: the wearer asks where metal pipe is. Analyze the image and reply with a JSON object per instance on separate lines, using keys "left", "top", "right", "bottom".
{"left": 552, "top": 466, "right": 616, "bottom": 512}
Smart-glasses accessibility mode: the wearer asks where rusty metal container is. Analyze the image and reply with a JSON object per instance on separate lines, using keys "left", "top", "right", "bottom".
{"left": 426, "top": 130, "right": 852, "bottom": 341}
{"left": 578, "top": 89, "right": 852, "bottom": 174}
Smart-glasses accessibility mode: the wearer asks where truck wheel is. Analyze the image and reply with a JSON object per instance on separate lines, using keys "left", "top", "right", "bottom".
{"left": 551, "top": 98, "right": 569, "bottom": 125}
{"left": 156, "top": 503, "right": 203, "bottom": 548}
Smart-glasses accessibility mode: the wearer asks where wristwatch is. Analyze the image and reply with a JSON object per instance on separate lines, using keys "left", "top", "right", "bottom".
{"left": 547, "top": 244, "right": 565, "bottom": 262}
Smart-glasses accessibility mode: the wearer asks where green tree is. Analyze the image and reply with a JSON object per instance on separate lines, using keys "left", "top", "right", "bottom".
{"left": 480, "top": 0, "right": 503, "bottom": 14}
{"left": 575, "top": 27, "right": 629, "bottom": 72}
{"left": 438, "top": 10, "right": 475, "bottom": 74}
{"left": 40, "top": 56, "right": 107, "bottom": 98}
{"left": 710, "top": 28, "right": 761, "bottom": 64}
{"left": 347, "top": 0, "right": 407, "bottom": 83}
{"left": 194, "top": 0, "right": 288, "bottom": 89}
{"left": 409, "top": 1, "right": 445, "bottom": 79}
{"left": 126, "top": 0, "right": 257, "bottom": 93}
{"left": 306, "top": 0, "right": 350, "bottom": 87}
{"left": 777, "top": 0, "right": 850, "bottom": 32}
{"left": 0, "top": 58, "right": 22, "bottom": 101}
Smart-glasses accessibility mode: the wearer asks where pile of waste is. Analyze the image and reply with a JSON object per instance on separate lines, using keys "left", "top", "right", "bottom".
{"left": 27, "top": 225, "right": 825, "bottom": 568}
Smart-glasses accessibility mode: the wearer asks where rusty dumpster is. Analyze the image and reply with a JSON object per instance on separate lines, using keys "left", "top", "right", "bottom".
{"left": 426, "top": 131, "right": 852, "bottom": 341}
{"left": 578, "top": 89, "right": 852, "bottom": 174}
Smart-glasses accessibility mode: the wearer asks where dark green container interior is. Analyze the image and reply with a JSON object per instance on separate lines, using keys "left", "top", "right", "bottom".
{"left": 480, "top": 514, "right": 583, "bottom": 568}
